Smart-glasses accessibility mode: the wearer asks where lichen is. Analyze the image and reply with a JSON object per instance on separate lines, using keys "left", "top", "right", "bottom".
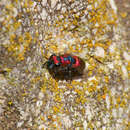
{"left": 0, "top": 0, "right": 129, "bottom": 129}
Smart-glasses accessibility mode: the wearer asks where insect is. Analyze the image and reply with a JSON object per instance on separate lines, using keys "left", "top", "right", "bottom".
{"left": 42, "top": 54, "right": 85, "bottom": 80}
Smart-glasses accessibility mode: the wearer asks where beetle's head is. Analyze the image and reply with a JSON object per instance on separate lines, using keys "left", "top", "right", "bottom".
{"left": 42, "top": 59, "right": 55, "bottom": 69}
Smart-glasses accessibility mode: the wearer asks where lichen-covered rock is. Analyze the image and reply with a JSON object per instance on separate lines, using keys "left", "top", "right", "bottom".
{"left": 0, "top": 0, "right": 129, "bottom": 129}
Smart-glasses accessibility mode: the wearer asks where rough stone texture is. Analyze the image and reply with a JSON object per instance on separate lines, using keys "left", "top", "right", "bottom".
{"left": 0, "top": 0, "right": 129, "bottom": 129}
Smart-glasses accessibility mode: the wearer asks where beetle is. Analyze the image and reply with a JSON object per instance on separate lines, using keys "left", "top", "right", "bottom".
{"left": 42, "top": 54, "right": 85, "bottom": 80}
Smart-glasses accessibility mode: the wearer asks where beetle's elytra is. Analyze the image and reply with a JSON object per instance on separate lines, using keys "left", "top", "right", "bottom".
{"left": 42, "top": 54, "right": 85, "bottom": 80}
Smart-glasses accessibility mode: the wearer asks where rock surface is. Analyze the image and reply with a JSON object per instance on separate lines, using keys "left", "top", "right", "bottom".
{"left": 0, "top": 0, "right": 129, "bottom": 129}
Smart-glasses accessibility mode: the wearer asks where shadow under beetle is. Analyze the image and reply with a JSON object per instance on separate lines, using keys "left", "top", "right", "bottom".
{"left": 42, "top": 54, "right": 85, "bottom": 80}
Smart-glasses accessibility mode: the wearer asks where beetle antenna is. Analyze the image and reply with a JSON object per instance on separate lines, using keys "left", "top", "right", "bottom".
{"left": 42, "top": 61, "right": 48, "bottom": 68}
{"left": 44, "top": 55, "right": 48, "bottom": 60}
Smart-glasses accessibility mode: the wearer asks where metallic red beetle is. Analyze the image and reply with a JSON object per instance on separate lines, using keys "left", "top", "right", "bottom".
{"left": 42, "top": 54, "right": 85, "bottom": 80}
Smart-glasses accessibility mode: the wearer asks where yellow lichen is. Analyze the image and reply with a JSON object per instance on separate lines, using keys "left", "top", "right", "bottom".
{"left": 120, "top": 12, "right": 127, "bottom": 18}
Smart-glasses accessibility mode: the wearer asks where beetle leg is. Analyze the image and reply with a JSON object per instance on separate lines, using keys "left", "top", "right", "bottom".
{"left": 69, "top": 70, "right": 72, "bottom": 80}
{"left": 66, "top": 66, "right": 72, "bottom": 80}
